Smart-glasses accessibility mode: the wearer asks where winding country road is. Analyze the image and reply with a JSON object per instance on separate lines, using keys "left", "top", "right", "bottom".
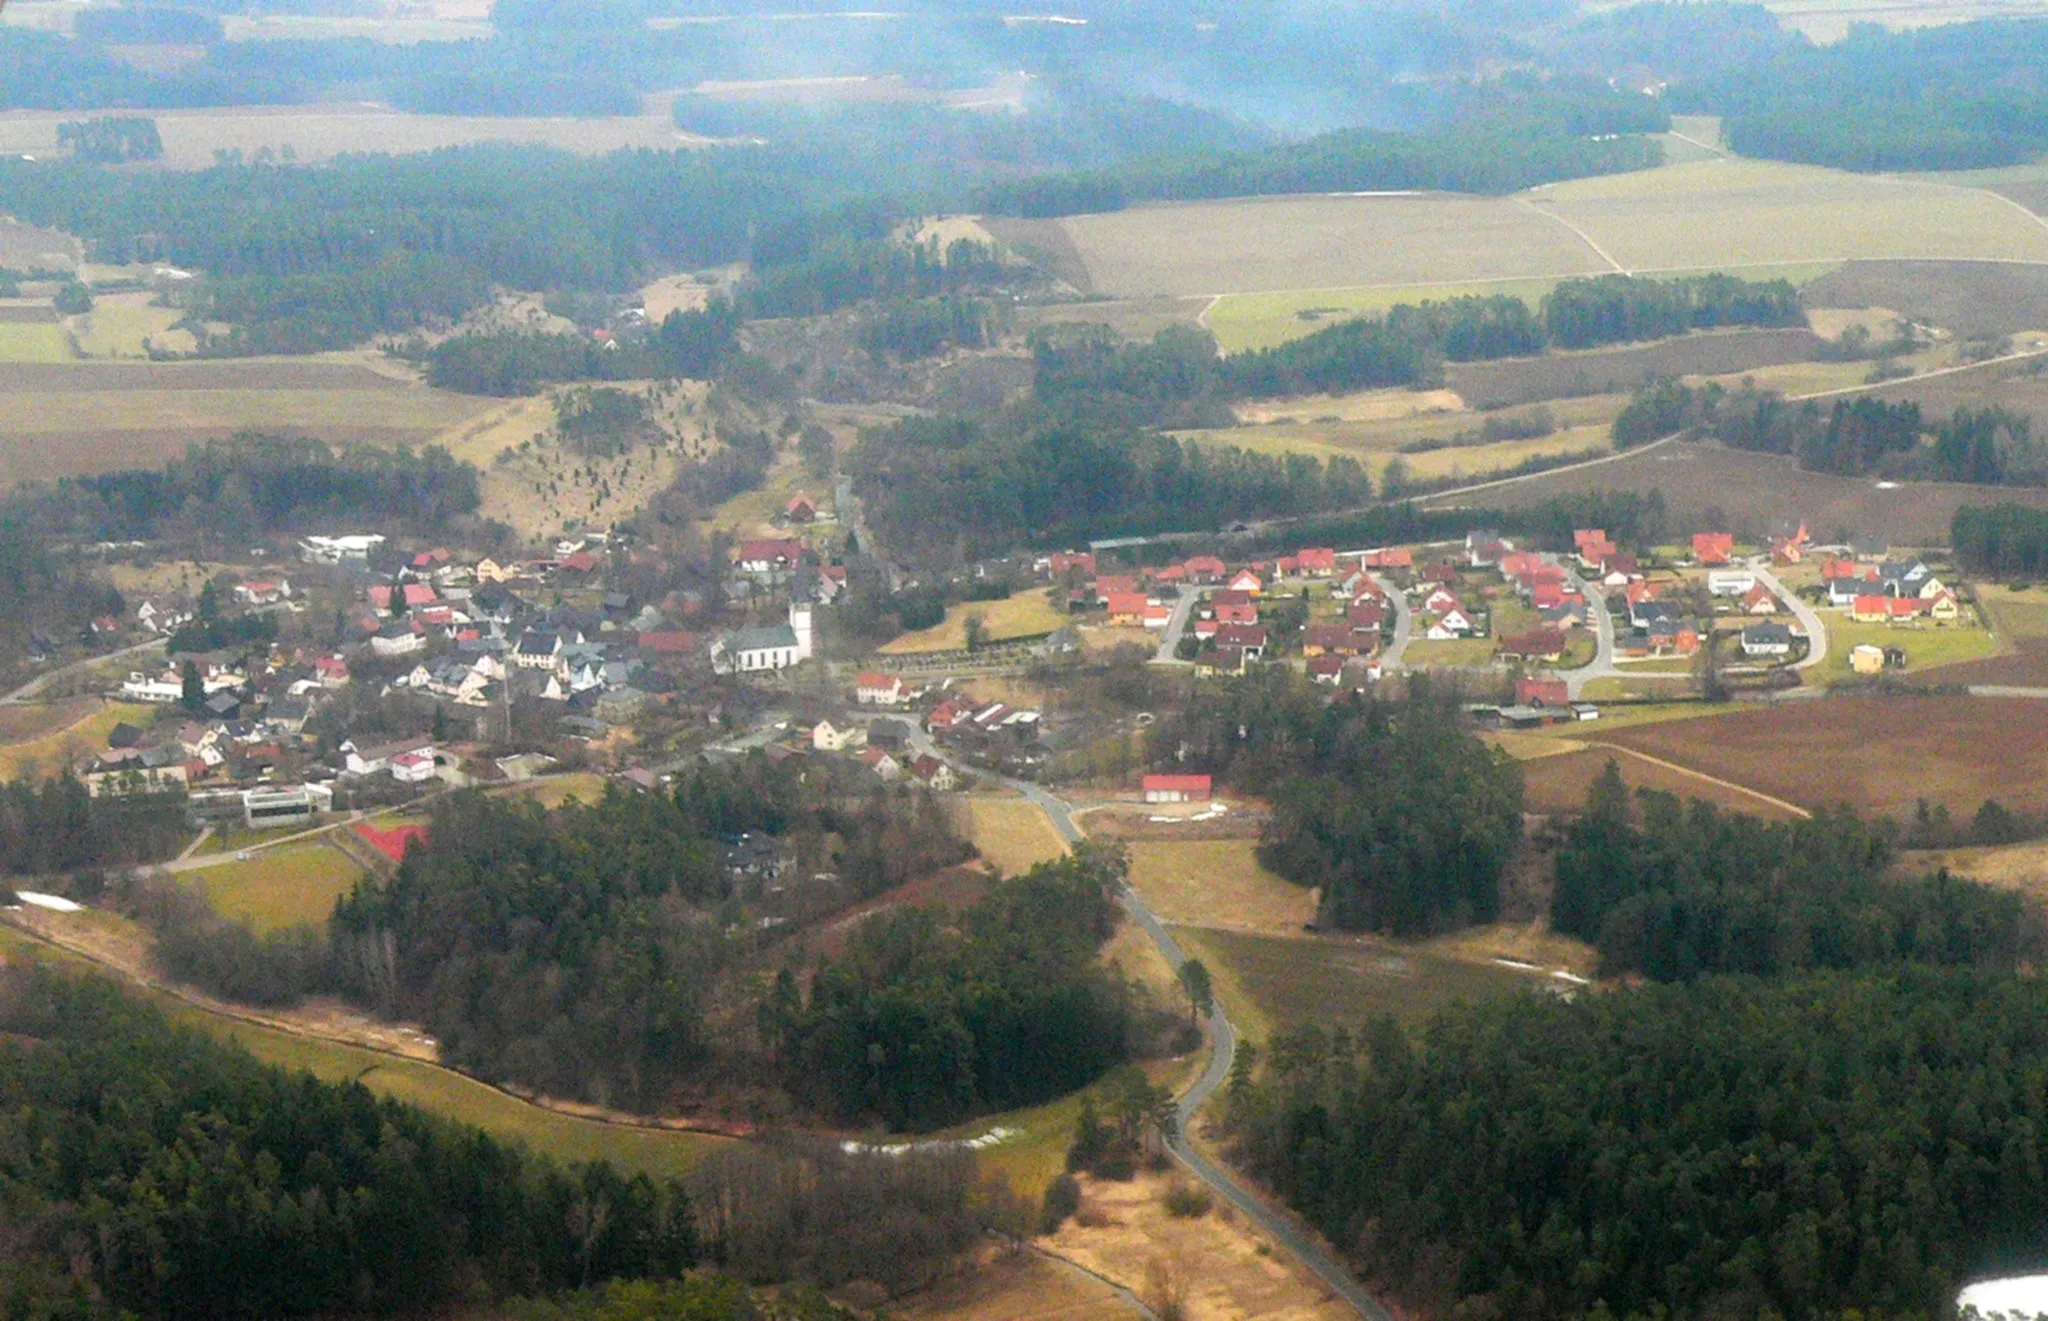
{"left": 1364, "top": 570, "right": 1413, "bottom": 671}
{"left": 1748, "top": 561, "right": 1829, "bottom": 671}
{"left": 2, "top": 636, "right": 165, "bottom": 705}
{"left": 915, "top": 729, "right": 1390, "bottom": 1320}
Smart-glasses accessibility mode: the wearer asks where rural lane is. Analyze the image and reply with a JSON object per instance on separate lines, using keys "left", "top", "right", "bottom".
{"left": 2, "top": 636, "right": 165, "bottom": 705}
{"left": 909, "top": 727, "right": 1391, "bottom": 1321}
{"left": 1151, "top": 587, "right": 1198, "bottom": 665}
{"left": 1749, "top": 563, "right": 1829, "bottom": 671}
{"left": 1549, "top": 556, "right": 1619, "bottom": 700}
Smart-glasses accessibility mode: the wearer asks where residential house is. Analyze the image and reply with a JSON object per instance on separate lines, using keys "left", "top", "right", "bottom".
{"left": 1929, "top": 590, "right": 1962, "bottom": 623}
{"left": 1143, "top": 773, "right": 1212, "bottom": 804}
{"left": 1741, "top": 622, "right": 1794, "bottom": 657}
{"left": 1645, "top": 616, "right": 1700, "bottom": 656}
{"left": 1853, "top": 594, "right": 1924, "bottom": 624}
{"left": 909, "top": 754, "right": 958, "bottom": 791}
{"left": 233, "top": 578, "right": 291, "bottom": 607}
{"left": 1599, "top": 554, "right": 1642, "bottom": 587}
{"left": 1851, "top": 534, "right": 1889, "bottom": 562}
{"left": 785, "top": 491, "right": 819, "bottom": 524}
{"left": 1214, "top": 623, "right": 1269, "bottom": 659}
{"left": 1707, "top": 568, "right": 1758, "bottom": 597}
{"left": 855, "top": 672, "right": 909, "bottom": 706}
{"left": 1574, "top": 529, "right": 1617, "bottom": 568}
{"left": 859, "top": 746, "right": 902, "bottom": 782}
{"left": 1420, "top": 585, "right": 1461, "bottom": 615}
{"left": 1295, "top": 547, "right": 1338, "bottom": 577}
{"left": 1363, "top": 547, "right": 1413, "bottom": 570}
{"left": 1426, "top": 608, "right": 1475, "bottom": 640}
{"left": 1227, "top": 569, "right": 1264, "bottom": 595}
{"left": 514, "top": 630, "right": 563, "bottom": 670}
{"left": 1692, "top": 532, "right": 1735, "bottom": 565}
{"left": 1499, "top": 628, "right": 1568, "bottom": 662}
{"left": 1347, "top": 599, "right": 1387, "bottom": 631}
{"left": 1048, "top": 550, "right": 1097, "bottom": 579}
{"left": 1306, "top": 654, "right": 1347, "bottom": 684}
{"left": 1876, "top": 559, "right": 1932, "bottom": 598}
{"left": 1517, "top": 677, "right": 1571, "bottom": 708}
{"left": 1105, "top": 591, "right": 1151, "bottom": 626}
{"left": 1182, "top": 554, "right": 1227, "bottom": 583}
{"left": 736, "top": 538, "right": 807, "bottom": 576}
{"left": 1742, "top": 584, "right": 1779, "bottom": 615}
{"left": 1194, "top": 646, "right": 1248, "bottom": 676}
{"left": 1302, "top": 624, "right": 1368, "bottom": 657}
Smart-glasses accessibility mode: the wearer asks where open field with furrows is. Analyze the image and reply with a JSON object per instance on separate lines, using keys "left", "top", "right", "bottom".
{"left": 1123, "top": 838, "right": 1318, "bottom": 937}
{"left": 1016, "top": 295, "right": 1207, "bottom": 342}
{"left": 1803, "top": 260, "right": 2048, "bottom": 339}
{"left": 1861, "top": 352, "right": 2048, "bottom": 428}
{"left": 0, "top": 702, "right": 153, "bottom": 781}
{"left": 879, "top": 588, "right": 1068, "bottom": 655}
{"left": 966, "top": 794, "right": 1071, "bottom": 875}
{"left": 0, "top": 103, "right": 711, "bottom": 171}
{"left": 1599, "top": 696, "right": 2048, "bottom": 820}
{"left": 1515, "top": 744, "right": 1808, "bottom": 820}
{"left": 0, "top": 921, "right": 732, "bottom": 1179}
{"left": 195, "top": 843, "right": 367, "bottom": 934}
{"left": 1058, "top": 193, "right": 1611, "bottom": 302}
{"left": 1434, "top": 440, "right": 2048, "bottom": 544}
{"left": 1445, "top": 328, "right": 1825, "bottom": 409}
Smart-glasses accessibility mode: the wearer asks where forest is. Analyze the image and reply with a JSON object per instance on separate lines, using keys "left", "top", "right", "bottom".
{"left": 0, "top": 774, "right": 189, "bottom": 877}
{"left": 1157, "top": 676, "right": 1524, "bottom": 935}
{"left": 0, "top": 969, "right": 703, "bottom": 1321}
{"left": 1953, "top": 503, "right": 2048, "bottom": 576}
{"left": 1553, "top": 763, "right": 2030, "bottom": 980}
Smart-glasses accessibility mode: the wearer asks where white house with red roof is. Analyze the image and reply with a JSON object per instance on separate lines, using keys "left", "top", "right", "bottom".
{"left": 1142, "top": 773, "right": 1212, "bottom": 804}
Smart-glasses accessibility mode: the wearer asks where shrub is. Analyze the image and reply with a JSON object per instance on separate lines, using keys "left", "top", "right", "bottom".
{"left": 1161, "top": 1178, "right": 1213, "bottom": 1219}
{"left": 1039, "top": 1173, "right": 1081, "bottom": 1234}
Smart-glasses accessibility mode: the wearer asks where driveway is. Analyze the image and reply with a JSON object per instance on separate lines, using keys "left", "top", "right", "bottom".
{"left": 1363, "top": 571, "right": 1413, "bottom": 671}
{"left": 1546, "top": 556, "right": 1620, "bottom": 700}
{"left": 1151, "top": 587, "right": 1198, "bottom": 665}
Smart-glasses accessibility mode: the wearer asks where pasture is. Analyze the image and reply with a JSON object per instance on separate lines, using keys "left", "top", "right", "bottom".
{"left": 877, "top": 588, "right": 1067, "bottom": 654}
{"left": 966, "top": 794, "right": 1070, "bottom": 875}
{"left": 1445, "top": 328, "right": 1824, "bottom": 409}
{"left": 66, "top": 292, "right": 195, "bottom": 358}
{"left": 0, "top": 322, "right": 75, "bottom": 363}
{"left": 1819, "top": 616, "right": 1998, "bottom": 683}
{"left": 1936, "top": 586, "right": 2048, "bottom": 685}
{"left": 1184, "top": 417, "right": 1614, "bottom": 483}
{"left": 0, "top": 102, "right": 709, "bottom": 171}
{"left": 0, "top": 701, "right": 153, "bottom": 781}
{"left": 194, "top": 843, "right": 366, "bottom": 934}
{"left": 1599, "top": 696, "right": 2048, "bottom": 820}
{"left": 1122, "top": 838, "right": 1317, "bottom": 937}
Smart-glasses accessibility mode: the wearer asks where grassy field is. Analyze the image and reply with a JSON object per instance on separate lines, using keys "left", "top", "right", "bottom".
{"left": 966, "top": 795, "right": 1070, "bottom": 875}
{"left": 898, "top": 1250, "right": 1139, "bottom": 1321}
{"left": 1184, "top": 417, "right": 1613, "bottom": 483}
{"left": 1819, "top": 616, "right": 1998, "bottom": 682}
{"left": 1402, "top": 637, "right": 1500, "bottom": 668}
{"left": 194, "top": 843, "right": 367, "bottom": 933}
{"left": 495, "top": 771, "right": 613, "bottom": 809}
{"left": 1447, "top": 328, "right": 1824, "bottom": 409}
{"left": 1208, "top": 276, "right": 1569, "bottom": 353}
{"left": 1601, "top": 696, "right": 2048, "bottom": 819}
{"left": 0, "top": 702, "right": 154, "bottom": 781}
{"left": 879, "top": 588, "right": 1068, "bottom": 654}
{"left": 1124, "top": 838, "right": 1317, "bottom": 937}
{"left": 1178, "top": 927, "right": 1540, "bottom": 1043}
{"left": 1519, "top": 744, "right": 1807, "bottom": 820}
{"left": 66, "top": 294, "right": 194, "bottom": 358}
{"left": 0, "top": 322, "right": 75, "bottom": 363}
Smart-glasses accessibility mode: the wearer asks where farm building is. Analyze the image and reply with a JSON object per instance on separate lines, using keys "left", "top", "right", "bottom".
{"left": 1143, "top": 774, "right": 1212, "bottom": 804}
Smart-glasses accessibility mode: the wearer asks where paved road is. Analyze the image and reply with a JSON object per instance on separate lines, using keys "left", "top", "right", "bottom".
{"left": 1749, "top": 562, "right": 1829, "bottom": 671}
{"left": 1364, "top": 572, "right": 1413, "bottom": 671}
{"left": 1547, "top": 556, "right": 1620, "bottom": 701}
{"left": 1152, "top": 587, "right": 1198, "bottom": 665}
{"left": 910, "top": 728, "right": 1388, "bottom": 1320}
{"left": 2, "top": 636, "right": 166, "bottom": 705}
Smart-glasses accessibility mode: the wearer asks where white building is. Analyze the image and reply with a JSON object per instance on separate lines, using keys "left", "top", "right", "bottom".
{"left": 1707, "top": 569, "right": 1758, "bottom": 597}
{"left": 300, "top": 534, "right": 386, "bottom": 565}
{"left": 712, "top": 604, "right": 814, "bottom": 674}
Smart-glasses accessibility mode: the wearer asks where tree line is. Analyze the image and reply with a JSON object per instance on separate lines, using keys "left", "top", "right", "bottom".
{"left": 55, "top": 114, "right": 162, "bottom": 163}
{"left": 1553, "top": 762, "right": 2031, "bottom": 981}
{"left": 423, "top": 300, "right": 742, "bottom": 395}
{"left": 0, "top": 774, "right": 189, "bottom": 878}
{"left": 1954, "top": 503, "right": 2048, "bottom": 577}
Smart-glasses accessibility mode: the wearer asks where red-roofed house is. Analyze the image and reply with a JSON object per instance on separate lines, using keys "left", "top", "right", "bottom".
{"left": 1049, "top": 550, "right": 1097, "bottom": 578}
{"left": 1855, "top": 594, "right": 1926, "bottom": 623}
{"left": 1742, "top": 584, "right": 1779, "bottom": 615}
{"left": 856, "top": 672, "right": 908, "bottom": 705}
{"left": 1106, "top": 592, "right": 1151, "bottom": 626}
{"left": 1362, "top": 547, "right": 1413, "bottom": 570}
{"left": 1499, "top": 551, "right": 1545, "bottom": 579}
{"left": 1214, "top": 623, "right": 1268, "bottom": 657}
{"left": 1143, "top": 773, "right": 1212, "bottom": 804}
{"left": 1693, "top": 532, "right": 1735, "bottom": 565}
{"left": 1516, "top": 677, "right": 1571, "bottom": 707}
{"left": 1296, "top": 547, "right": 1338, "bottom": 577}
{"left": 1228, "top": 569, "right": 1264, "bottom": 595}
{"left": 1303, "top": 624, "right": 1368, "bottom": 657}
{"left": 1210, "top": 598, "right": 1259, "bottom": 625}
{"left": 737, "top": 539, "right": 806, "bottom": 573}
{"left": 402, "top": 582, "right": 437, "bottom": 608}
{"left": 560, "top": 551, "right": 600, "bottom": 574}
{"left": 1500, "top": 628, "right": 1569, "bottom": 662}
{"left": 1347, "top": 600, "right": 1387, "bottom": 630}
{"left": 786, "top": 491, "right": 819, "bottom": 523}
{"left": 1183, "top": 555, "right": 1227, "bottom": 583}
{"left": 638, "top": 631, "right": 699, "bottom": 656}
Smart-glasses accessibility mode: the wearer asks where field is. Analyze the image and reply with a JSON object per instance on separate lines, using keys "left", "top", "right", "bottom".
{"left": 1905, "top": 836, "right": 2048, "bottom": 906}
{"left": 1863, "top": 353, "right": 2048, "bottom": 430}
{"left": 1186, "top": 416, "right": 1614, "bottom": 484}
{"left": 1445, "top": 329, "right": 1823, "bottom": 409}
{"left": 65, "top": 292, "right": 195, "bottom": 358}
{"left": 1933, "top": 586, "right": 2048, "bottom": 684}
{"left": 897, "top": 1249, "right": 1138, "bottom": 1321}
{"left": 1178, "top": 927, "right": 1541, "bottom": 1043}
{"left": 0, "top": 356, "right": 499, "bottom": 486}
{"left": 0, "top": 701, "right": 154, "bottom": 781}
{"left": 1054, "top": 158, "right": 2048, "bottom": 352}
{"left": 878, "top": 588, "right": 1068, "bottom": 654}
{"left": 966, "top": 795, "right": 1071, "bottom": 875}
{"left": 193, "top": 843, "right": 367, "bottom": 933}
{"left": 1123, "top": 838, "right": 1317, "bottom": 937}
{"left": 0, "top": 217, "right": 80, "bottom": 270}
{"left": 0, "top": 321, "right": 75, "bottom": 363}
{"left": 1803, "top": 260, "right": 2048, "bottom": 338}
{"left": 1516, "top": 744, "right": 1807, "bottom": 820}
{"left": 1402, "top": 637, "right": 1500, "bottom": 667}
{"left": 0, "top": 102, "right": 709, "bottom": 171}
{"left": 1432, "top": 439, "right": 2048, "bottom": 544}
{"left": 1600, "top": 696, "right": 2048, "bottom": 819}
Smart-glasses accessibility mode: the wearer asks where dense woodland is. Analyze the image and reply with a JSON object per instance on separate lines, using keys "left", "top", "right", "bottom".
{"left": 1953, "top": 503, "right": 2048, "bottom": 576}
{"left": 1232, "top": 970, "right": 2048, "bottom": 1320}
{"left": 0, "top": 775, "right": 189, "bottom": 877}
{"left": 1155, "top": 677, "right": 1523, "bottom": 935}
{"left": 1553, "top": 763, "right": 2030, "bottom": 980}
{"left": 0, "top": 969, "right": 703, "bottom": 1321}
